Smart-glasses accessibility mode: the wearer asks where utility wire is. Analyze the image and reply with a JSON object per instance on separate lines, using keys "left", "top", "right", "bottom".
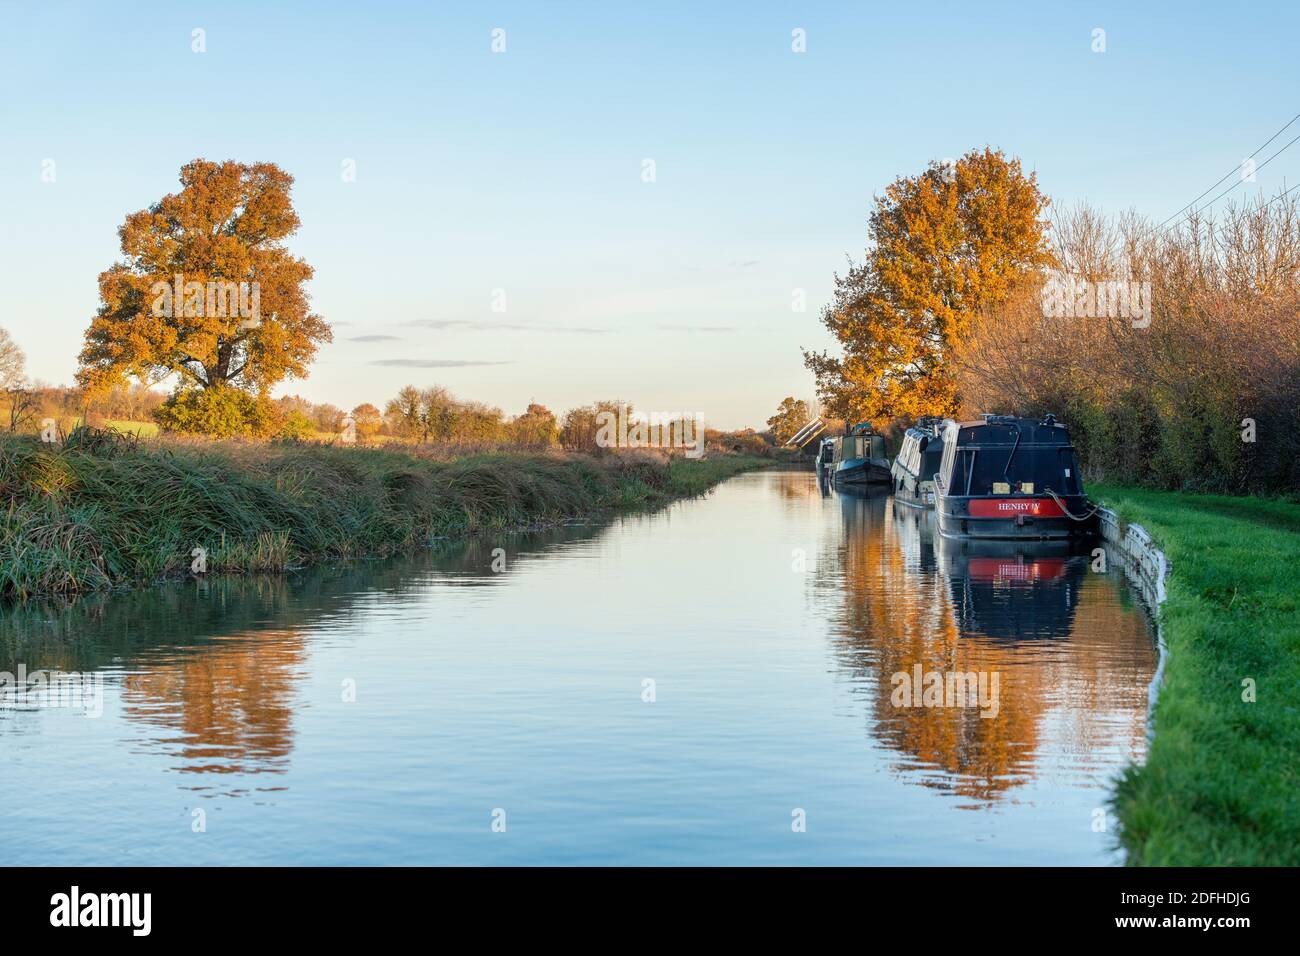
{"left": 1157, "top": 131, "right": 1300, "bottom": 238}
{"left": 1086, "top": 112, "right": 1300, "bottom": 260}
{"left": 1154, "top": 111, "right": 1300, "bottom": 231}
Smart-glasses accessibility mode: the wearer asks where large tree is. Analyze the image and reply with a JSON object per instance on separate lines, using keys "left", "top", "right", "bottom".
{"left": 766, "top": 396, "right": 810, "bottom": 443}
{"left": 804, "top": 147, "right": 1052, "bottom": 423}
{"left": 77, "top": 159, "right": 330, "bottom": 395}
{"left": 0, "top": 327, "right": 26, "bottom": 390}
{"left": 0, "top": 326, "right": 35, "bottom": 433}
{"left": 351, "top": 403, "right": 384, "bottom": 441}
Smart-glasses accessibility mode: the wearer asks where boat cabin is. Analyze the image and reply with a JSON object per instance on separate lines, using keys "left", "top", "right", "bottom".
{"left": 828, "top": 424, "right": 891, "bottom": 485}
{"left": 934, "top": 414, "right": 1093, "bottom": 539}
{"left": 891, "top": 417, "right": 945, "bottom": 508}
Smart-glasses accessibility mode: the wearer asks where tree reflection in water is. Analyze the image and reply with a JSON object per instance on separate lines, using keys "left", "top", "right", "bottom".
{"left": 808, "top": 479, "right": 1154, "bottom": 808}
{"left": 0, "top": 520, "right": 610, "bottom": 795}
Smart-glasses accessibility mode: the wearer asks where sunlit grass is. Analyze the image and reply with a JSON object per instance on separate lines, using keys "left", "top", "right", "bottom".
{"left": 69, "top": 417, "right": 160, "bottom": 438}
{"left": 0, "top": 434, "right": 768, "bottom": 601}
{"left": 1094, "top": 484, "right": 1300, "bottom": 866}
{"left": 103, "top": 419, "right": 159, "bottom": 437}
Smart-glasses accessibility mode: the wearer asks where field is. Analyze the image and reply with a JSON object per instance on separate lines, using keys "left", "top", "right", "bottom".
{"left": 102, "top": 419, "right": 159, "bottom": 437}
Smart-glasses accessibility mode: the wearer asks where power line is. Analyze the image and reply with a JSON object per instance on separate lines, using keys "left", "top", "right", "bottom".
{"left": 1157, "top": 130, "right": 1300, "bottom": 238}
{"left": 1154, "top": 111, "right": 1300, "bottom": 231}
{"left": 1086, "top": 112, "right": 1300, "bottom": 259}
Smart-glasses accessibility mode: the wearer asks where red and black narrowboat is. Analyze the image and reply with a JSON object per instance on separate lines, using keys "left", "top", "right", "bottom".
{"left": 933, "top": 414, "right": 1096, "bottom": 540}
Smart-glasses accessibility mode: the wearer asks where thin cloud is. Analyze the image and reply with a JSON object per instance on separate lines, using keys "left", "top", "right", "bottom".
{"left": 405, "top": 319, "right": 608, "bottom": 334}
{"left": 348, "top": 334, "right": 403, "bottom": 342}
{"left": 371, "top": 359, "right": 512, "bottom": 368}
{"left": 405, "top": 319, "right": 472, "bottom": 329}
{"left": 656, "top": 324, "right": 736, "bottom": 333}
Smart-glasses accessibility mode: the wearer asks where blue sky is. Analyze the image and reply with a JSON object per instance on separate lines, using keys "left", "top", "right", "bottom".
{"left": 1, "top": 1, "right": 1297, "bottom": 428}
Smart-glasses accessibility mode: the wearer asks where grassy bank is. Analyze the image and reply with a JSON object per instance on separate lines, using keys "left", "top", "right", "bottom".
{"left": 1093, "top": 484, "right": 1300, "bottom": 865}
{"left": 0, "top": 434, "right": 768, "bottom": 601}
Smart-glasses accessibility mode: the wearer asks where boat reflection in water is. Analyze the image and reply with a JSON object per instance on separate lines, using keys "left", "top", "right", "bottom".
{"left": 818, "top": 484, "right": 1154, "bottom": 809}
{"left": 0, "top": 470, "right": 1155, "bottom": 864}
{"left": 937, "top": 535, "right": 1090, "bottom": 642}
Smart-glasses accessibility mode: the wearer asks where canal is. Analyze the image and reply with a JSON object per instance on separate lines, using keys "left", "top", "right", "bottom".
{"left": 0, "top": 469, "right": 1156, "bottom": 865}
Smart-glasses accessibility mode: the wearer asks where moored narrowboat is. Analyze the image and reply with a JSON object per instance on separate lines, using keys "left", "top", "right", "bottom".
{"left": 828, "top": 423, "right": 891, "bottom": 486}
{"left": 890, "top": 416, "right": 945, "bottom": 509}
{"left": 815, "top": 437, "right": 836, "bottom": 484}
{"left": 933, "top": 414, "right": 1096, "bottom": 539}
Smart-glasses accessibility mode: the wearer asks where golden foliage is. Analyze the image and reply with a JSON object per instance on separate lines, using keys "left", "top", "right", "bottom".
{"left": 957, "top": 195, "right": 1300, "bottom": 491}
{"left": 76, "top": 159, "right": 330, "bottom": 395}
{"left": 806, "top": 147, "right": 1052, "bottom": 425}
{"left": 766, "top": 396, "right": 810, "bottom": 443}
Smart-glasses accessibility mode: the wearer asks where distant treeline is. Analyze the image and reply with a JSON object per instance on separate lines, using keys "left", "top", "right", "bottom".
{"left": 0, "top": 374, "right": 773, "bottom": 458}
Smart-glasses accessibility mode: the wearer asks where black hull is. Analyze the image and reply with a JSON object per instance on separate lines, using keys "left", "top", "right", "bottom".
{"left": 893, "top": 488, "right": 933, "bottom": 509}
{"left": 833, "top": 460, "right": 892, "bottom": 486}
{"left": 890, "top": 470, "right": 935, "bottom": 509}
{"left": 936, "top": 495, "right": 1096, "bottom": 540}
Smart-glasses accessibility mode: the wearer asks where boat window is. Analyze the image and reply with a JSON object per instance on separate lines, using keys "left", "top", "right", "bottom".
{"left": 946, "top": 448, "right": 976, "bottom": 493}
{"left": 939, "top": 435, "right": 958, "bottom": 487}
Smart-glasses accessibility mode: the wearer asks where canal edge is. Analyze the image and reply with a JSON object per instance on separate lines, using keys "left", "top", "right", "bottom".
{"left": 1097, "top": 507, "right": 1170, "bottom": 746}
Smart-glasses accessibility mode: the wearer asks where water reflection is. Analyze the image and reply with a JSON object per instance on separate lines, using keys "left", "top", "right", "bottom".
{"left": 0, "top": 472, "right": 1155, "bottom": 864}
{"left": 122, "top": 628, "right": 306, "bottom": 785}
{"left": 0, "top": 520, "right": 611, "bottom": 791}
{"left": 815, "top": 482, "right": 1154, "bottom": 808}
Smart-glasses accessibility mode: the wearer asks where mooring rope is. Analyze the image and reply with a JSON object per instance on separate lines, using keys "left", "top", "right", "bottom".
{"left": 1045, "top": 487, "right": 1100, "bottom": 522}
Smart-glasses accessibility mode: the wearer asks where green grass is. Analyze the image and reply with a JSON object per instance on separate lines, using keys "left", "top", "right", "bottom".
{"left": 0, "top": 435, "right": 767, "bottom": 601}
{"left": 103, "top": 419, "right": 159, "bottom": 438}
{"left": 1092, "top": 483, "right": 1300, "bottom": 865}
{"left": 69, "top": 417, "right": 161, "bottom": 438}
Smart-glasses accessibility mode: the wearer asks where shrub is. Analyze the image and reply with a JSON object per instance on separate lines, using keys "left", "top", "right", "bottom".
{"left": 279, "top": 410, "right": 315, "bottom": 440}
{"left": 154, "top": 386, "right": 282, "bottom": 438}
{"left": 957, "top": 196, "right": 1300, "bottom": 494}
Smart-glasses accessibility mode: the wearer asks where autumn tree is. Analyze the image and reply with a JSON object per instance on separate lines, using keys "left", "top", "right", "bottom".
{"left": 384, "top": 385, "right": 459, "bottom": 443}
{"left": 766, "top": 396, "right": 810, "bottom": 443}
{"left": 312, "top": 402, "right": 345, "bottom": 434}
{"left": 278, "top": 394, "right": 314, "bottom": 418}
{"left": 453, "top": 401, "right": 507, "bottom": 444}
{"left": 0, "top": 326, "right": 36, "bottom": 433}
{"left": 804, "top": 147, "right": 1052, "bottom": 423}
{"left": 351, "top": 403, "right": 383, "bottom": 441}
{"left": 512, "top": 403, "right": 558, "bottom": 448}
{"left": 560, "top": 400, "right": 628, "bottom": 452}
{"left": 76, "top": 159, "right": 330, "bottom": 402}
{"left": 385, "top": 386, "right": 424, "bottom": 440}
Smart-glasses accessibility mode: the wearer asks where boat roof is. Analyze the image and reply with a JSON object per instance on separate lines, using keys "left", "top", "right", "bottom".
{"left": 943, "top": 415, "right": 1073, "bottom": 446}
{"left": 904, "top": 422, "right": 944, "bottom": 439}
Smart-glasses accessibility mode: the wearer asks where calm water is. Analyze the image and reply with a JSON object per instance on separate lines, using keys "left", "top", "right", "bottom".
{"left": 0, "top": 469, "right": 1156, "bottom": 865}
